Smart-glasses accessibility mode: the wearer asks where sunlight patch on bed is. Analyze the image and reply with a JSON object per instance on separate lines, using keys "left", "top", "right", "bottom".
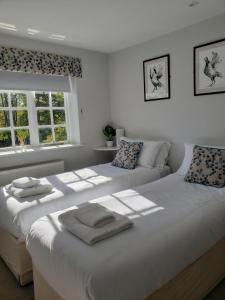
{"left": 75, "top": 168, "right": 98, "bottom": 179}
{"left": 141, "top": 206, "right": 164, "bottom": 216}
{"left": 90, "top": 195, "right": 133, "bottom": 215}
{"left": 67, "top": 181, "right": 94, "bottom": 192}
{"left": 129, "top": 214, "right": 141, "bottom": 219}
{"left": 89, "top": 189, "right": 164, "bottom": 218}
{"left": 56, "top": 172, "right": 82, "bottom": 183}
{"left": 87, "top": 175, "right": 112, "bottom": 185}
{"left": 114, "top": 189, "right": 158, "bottom": 211}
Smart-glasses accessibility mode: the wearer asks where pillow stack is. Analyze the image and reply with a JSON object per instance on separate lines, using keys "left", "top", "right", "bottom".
{"left": 112, "top": 137, "right": 171, "bottom": 170}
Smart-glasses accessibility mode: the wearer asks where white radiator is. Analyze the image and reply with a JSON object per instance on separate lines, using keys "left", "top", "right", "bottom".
{"left": 0, "top": 160, "right": 64, "bottom": 186}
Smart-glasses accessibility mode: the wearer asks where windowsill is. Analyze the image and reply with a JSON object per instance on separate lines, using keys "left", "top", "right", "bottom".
{"left": 0, "top": 143, "right": 83, "bottom": 157}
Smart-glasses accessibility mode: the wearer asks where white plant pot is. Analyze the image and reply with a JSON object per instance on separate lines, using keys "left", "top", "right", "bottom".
{"left": 106, "top": 141, "right": 113, "bottom": 147}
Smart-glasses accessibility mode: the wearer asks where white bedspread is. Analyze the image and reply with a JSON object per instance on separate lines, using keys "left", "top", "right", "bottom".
{"left": 0, "top": 163, "right": 169, "bottom": 240}
{"left": 27, "top": 174, "right": 225, "bottom": 300}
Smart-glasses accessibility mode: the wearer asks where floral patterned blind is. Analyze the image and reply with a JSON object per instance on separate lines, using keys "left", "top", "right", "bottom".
{"left": 0, "top": 46, "right": 82, "bottom": 78}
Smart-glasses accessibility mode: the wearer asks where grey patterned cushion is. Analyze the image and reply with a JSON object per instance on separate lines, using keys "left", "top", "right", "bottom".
{"left": 185, "top": 145, "right": 225, "bottom": 187}
{"left": 112, "top": 140, "right": 143, "bottom": 169}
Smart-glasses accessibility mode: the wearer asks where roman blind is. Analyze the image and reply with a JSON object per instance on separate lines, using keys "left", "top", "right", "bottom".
{"left": 0, "top": 71, "right": 71, "bottom": 92}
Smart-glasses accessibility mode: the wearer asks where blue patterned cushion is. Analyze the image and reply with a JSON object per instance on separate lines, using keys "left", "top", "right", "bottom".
{"left": 112, "top": 140, "right": 143, "bottom": 169}
{"left": 185, "top": 145, "right": 225, "bottom": 187}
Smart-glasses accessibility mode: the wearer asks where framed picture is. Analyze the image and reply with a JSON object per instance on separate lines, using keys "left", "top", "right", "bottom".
{"left": 143, "top": 54, "right": 170, "bottom": 101}
{"left": 194, "top": 38, "right": 225, "bottom": 96}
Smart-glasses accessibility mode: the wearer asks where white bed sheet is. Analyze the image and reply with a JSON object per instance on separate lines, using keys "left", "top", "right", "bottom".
{"left": 0, "top": 163, "right": 169, "bottom": 240}
{"left": 27, "top": 174, "right": 225, "bottom": 300}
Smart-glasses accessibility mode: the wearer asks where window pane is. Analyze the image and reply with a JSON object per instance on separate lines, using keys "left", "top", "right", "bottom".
{"left": 37, "top": 110, "right": 51, "bottom": 125}
{"left": 0, "top": 131, "right": 12, "bottom": 147}
{"left": 39, "top": 128, "right": 53, "bottom": 144}
{"left": 35, "top": 92, "right": 49, "bottom": 107}
{"left": 52, "top": 92, "right": 64, "bottom": 107}
{"left": 0, "top": 111, "right": 10, "bottom": 128}
{"left": 55, "top": 127, "right": 67, "bottom": 142}
{"left": 0, "top": 93, "right": 9, "bottom": 107}
{"left": 53, "top": 110, "right": 65, "bottom": 125}
{"left": 13, "top": 110, "right": 29, "bottom": 126}
{"left": 15, "top": 129, "right": 30, "bottom": 146}
{"left": 11, "top": 93, "right": 27, "bottom": 107}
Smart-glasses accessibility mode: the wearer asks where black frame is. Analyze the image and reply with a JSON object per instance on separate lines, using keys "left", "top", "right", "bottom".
{"left": 194, "top": 38, "right": 225, "bottom": 96}
{"left": 143, "top": 54, "right": 171, "bottom": 101}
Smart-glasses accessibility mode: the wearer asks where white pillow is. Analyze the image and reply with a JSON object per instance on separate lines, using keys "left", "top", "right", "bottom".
{"left": 120, "top": 137, "right": 164, "bottom": 168}
{"left": 154, "top": 142, "right": 171, "bottom": 168}
{"left": 176, "top": 143, "right": 225, "bottom": 176}
{"left": 176, "top": 143, "right": 194, "bottom": 176}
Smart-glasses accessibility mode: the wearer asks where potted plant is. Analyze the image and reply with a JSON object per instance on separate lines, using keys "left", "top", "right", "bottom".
{"left": 16, "top": 129, "right": 29, "bottom": 147}
{"left": 102, "top": 125, "right": 116, "bottom": 147}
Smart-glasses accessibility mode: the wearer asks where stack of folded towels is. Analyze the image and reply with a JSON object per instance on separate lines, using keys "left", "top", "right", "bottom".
{"left": 6, "top": 177, "right": 53, "bottom": 198}
{"left": 59, "top": 203, "right": 133, "bottom": 245}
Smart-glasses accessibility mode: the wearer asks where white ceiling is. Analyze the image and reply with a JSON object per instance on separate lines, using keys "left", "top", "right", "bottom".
{"left": 0, "top": 0, "right": 224, "bottom": 53}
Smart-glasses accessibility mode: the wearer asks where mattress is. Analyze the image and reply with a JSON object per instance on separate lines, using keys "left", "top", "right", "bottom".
{"left": 27, "top": 174, "right": 225, "bottom": 300}
{"left": 0, "top": 163, "right": 169, "bottom": 240}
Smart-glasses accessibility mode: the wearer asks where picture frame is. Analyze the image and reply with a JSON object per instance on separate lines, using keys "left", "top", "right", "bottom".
{"left": 194, "top": 38, "right": 225, "bottom": 96}
{"left": 143, "top": 54, "right": 170, "bottom": 101}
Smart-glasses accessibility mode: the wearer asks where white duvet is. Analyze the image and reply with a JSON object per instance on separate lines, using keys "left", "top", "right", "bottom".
{"left": 27, "top": 174, "right": 225, "bottom": 300}
{"left": 0, "top": 163, "right": 169, "bottom": 240}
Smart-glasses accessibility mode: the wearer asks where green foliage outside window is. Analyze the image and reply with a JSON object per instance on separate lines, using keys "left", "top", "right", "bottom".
{"left": 11, "top": 93, "right": 27, "bottom": 107}
{"left": 39, "top": 128, "right": 53, "bottom": 144}
{"left": 0, "top": 91, "right": 68, "bottom": 148}
{"left": 0, "top": 93, "right": 9, "bottom": 107}
{"left": 35, "top": 93, "right": 49, "bottom": 107}
{"left": 55, "top": 127, "right": 67, "bottom": 142}
{"left": 37, "top": 110, "right": 51, "bottom": 125}
{"left": 52, "top": 92, "right": 64, "bottom": 107}
{"left": 13, "top": 110, "right": 29, "bottom": 127}
{"left": 0, "top": 131, "right": 12, "bottom": 147}
{"left": 53, "top": 110, "right": 65, "bottom": 124}
{"left": 0, "top": 111, "right": 10, "bottom": 128}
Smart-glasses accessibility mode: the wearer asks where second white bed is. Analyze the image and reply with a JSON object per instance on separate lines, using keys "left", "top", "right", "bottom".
{"left": 27, "top": 173, "right": 225, "bottom": 300}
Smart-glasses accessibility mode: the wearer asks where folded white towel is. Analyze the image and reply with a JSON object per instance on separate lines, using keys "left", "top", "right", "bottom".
{"left": 7, "top": 184, "right": 53, "bottom": 198}
{"left": 73, "top": 203, "right": 115, "bottom": 228}
{"left": 59, "top": 208, "right": 133, "bottom": 245}
{"left": 12, "top": 177, "right": 40, "bottom": 189}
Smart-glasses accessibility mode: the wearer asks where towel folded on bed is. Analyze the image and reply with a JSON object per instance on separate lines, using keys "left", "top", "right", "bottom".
{"left": 12, "top": 177, "right": 41, "bottom": 189}
{"left": 73, "top": 203, "right": 115, "bottom": 228}
{"left": 59, "top": 208, "right": 133, "bottom": 245}
{"left": 6, "top": 184, "right": 53, "bottom": 198}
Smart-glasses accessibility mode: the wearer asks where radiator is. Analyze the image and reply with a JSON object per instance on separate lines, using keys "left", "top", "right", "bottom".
{"left": 0, "top": 160, "right": 64, "bottom": 186}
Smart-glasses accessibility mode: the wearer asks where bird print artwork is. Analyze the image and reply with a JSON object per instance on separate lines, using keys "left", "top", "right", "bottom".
{"left": 195, "top": 39, "right": 225, "bottom": 95}
{"left": 203, "top": 51, "right": 223, "bottom": 86}
{"left": 149, "top": 65, "right": 163, "bottom": 92}
{"left": 143, "top": 54, "right": 170, "bottom": 101}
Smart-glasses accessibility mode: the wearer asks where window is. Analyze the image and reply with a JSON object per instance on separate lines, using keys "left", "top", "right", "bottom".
{"left": 0, "top": 91, "right": 69, "bottom": 149}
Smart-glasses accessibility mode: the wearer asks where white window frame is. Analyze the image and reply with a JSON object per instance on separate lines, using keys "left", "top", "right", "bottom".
{"left": 0, "top": 90, "right": 71, "bottom": 150}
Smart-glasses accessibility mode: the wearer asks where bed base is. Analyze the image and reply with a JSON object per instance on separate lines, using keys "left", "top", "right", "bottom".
{"left": 33, "top": 236, "right": 225, "bottom": 300}
{"left": 0, "top": 227, "right": 32, "bottom": 286}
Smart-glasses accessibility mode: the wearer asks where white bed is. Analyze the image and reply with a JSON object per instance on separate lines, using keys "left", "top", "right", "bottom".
{"left": 27, "top": 173, "right": 225, "bottom": 300}
{"left": 0, "top": 163, "right": 169, "bottom": 241}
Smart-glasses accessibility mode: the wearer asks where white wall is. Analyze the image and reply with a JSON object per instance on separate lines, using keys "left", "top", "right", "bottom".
{"left": 109, "top": 14, "right": 225, "bottom": 171}
{"left": 0, "top": 33, "right": 111, "bottom": 172}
